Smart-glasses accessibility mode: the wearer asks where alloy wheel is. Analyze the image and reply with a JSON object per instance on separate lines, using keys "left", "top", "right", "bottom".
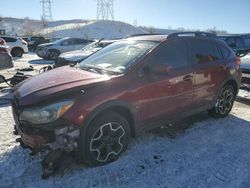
{"left": 216, "top": 88, "right": 234, "bottom": 115}
{"left": 90, "top": 122, "right": 125, "bottom": 162}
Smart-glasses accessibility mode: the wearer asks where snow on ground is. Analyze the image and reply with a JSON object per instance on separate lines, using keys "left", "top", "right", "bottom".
{"left": 39, "top": 20, "right": 147, "bottom": 39}
{"left": 0, "top": 54, "right": 250, "bottom": 187}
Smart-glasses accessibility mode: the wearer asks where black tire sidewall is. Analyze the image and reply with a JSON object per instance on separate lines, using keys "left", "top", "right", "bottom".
{"left": 78, "top": 111, "right": 130, "bottom": 166}
{"left": 11, "top": 48, "right": 23, "bottom": 57}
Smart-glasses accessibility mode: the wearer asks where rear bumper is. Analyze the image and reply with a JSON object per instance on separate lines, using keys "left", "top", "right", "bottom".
{"left": 0, "top": 53, "right": 13, "bottom": 70}
{"left": 23, "top": 45, "right": 29, "bottom": 53}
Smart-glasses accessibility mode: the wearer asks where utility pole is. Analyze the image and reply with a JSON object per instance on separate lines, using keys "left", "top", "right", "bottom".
{"left": 41, "top": 0, "right": 52, "bottom": 27}
{"left": 96, "top": 0, "right": 114, "bottom": 20}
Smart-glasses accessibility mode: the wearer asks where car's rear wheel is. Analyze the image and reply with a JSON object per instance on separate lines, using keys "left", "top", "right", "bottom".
{"left": 79, "top": 111, "right": 130, "bottom": 166}
{"left": 208, "top": 84, "right": 236, "bottom": 118}
{"left": 11, "top": 48, "right": 24, "bottom": 57}
{"left": 48, "top": 50, "right": 60, "bottom": 60}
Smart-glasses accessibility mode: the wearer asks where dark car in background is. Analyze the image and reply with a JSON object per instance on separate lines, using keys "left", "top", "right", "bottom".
{"left": 55, "top": 40, "right": 115, "bottom": 67}
{"left": 219, "top": 34, "right": 250, "bottom": 56}
{"left": 12, "top": 32, "right": 241, "bottom": 168}
{"left": 26, "top": 36, "right": 51, "bottom": 52}
{"left": 35, "top": 37, "right": 93, "bottom": 60}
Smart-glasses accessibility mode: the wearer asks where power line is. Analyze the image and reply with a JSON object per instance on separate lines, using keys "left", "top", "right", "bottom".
{"left": 41, "top": 0, "right": 52, "bottom": 23}
{"left": 96, "top": 0, "right": 114, "bottom": 20}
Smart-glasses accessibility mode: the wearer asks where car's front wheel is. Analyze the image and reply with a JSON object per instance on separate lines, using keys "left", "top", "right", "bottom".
{"left": 208, "top": 84, "right": 236, "bottom": 118}
{"left": 79, "top": 111, "right": 130, "bottom": 166}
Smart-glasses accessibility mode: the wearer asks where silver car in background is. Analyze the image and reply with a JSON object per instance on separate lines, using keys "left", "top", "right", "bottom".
{"left": 35, "top": 37, "right": 93, "bottom": 60}
{"left": 55, "top": 40, "right": 115, "bottom": 67}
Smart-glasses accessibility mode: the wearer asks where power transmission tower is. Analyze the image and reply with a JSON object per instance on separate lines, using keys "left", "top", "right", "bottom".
{"left": 41, "top": 0, "right": 52, "bottom": 26}
{"left": 96, "top": 0, "right": 114, "bottom": 20}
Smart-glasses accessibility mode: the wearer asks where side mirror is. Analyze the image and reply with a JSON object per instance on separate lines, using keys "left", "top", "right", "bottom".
{"left": 153, "top": 63, "right": 172, "bottom": 75}
{"left": 0, "top": 75, "right": 6, "bottom": 83}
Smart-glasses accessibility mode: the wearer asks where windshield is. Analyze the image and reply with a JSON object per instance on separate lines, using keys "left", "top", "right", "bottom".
{"left": 81, "top": 41, "right": 100, "bottom": 52}
{"left": 79, "top": 40, "right": 158, "bottom": 74}
{"left": 52, "top": 38, "right": 68, "bottom": 44}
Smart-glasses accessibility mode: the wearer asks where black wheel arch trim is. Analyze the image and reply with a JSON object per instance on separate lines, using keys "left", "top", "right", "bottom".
{"left": 80, "top": 99, "right": 137, "bottom": 138}
{"left": 11, "top": 47, "right": 24, "bottom": 53}
{"left": 77, "top": 99, "right": 136, "bottom": 160}
{"left": 213, "top": 76, "right": 240, "bottom": 105}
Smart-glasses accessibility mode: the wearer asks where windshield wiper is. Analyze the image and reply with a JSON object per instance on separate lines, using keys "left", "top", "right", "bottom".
{"left": 80, "top": 65, "right": 103, "bottom": 74}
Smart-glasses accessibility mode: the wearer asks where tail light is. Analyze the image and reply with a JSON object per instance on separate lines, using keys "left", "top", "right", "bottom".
{"left": 0, "top": 47, "right": 8, "bottom": 53}
{"left": 236, "top": 57, "right": 241, "bottom": 65}
{"left": 0, "top": 39, "right": 6, "bottom": 45}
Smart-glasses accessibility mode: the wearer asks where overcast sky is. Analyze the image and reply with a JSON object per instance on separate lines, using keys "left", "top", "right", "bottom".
{"left": 0, "top": 0, "right": 249, "bottom": 33}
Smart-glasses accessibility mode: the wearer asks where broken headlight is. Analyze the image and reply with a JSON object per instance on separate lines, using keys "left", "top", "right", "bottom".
{"left": 20, "top": 100, "right": 74, "bottom": 124}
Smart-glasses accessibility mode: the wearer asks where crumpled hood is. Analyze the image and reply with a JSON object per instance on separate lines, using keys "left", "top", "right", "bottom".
{"left": 16, "top": 66, "right": 110, "bottom": 100}
{"left": 59, "top": 48, "right": 101, "bottom": 61}
{"left": 59, "top": 50, "right": 90, "bottom": 61}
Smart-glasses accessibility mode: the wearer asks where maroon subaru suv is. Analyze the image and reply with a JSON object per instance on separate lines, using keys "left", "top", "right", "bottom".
{"left": 12, "top": 32, "right": 241, "bottom": 167}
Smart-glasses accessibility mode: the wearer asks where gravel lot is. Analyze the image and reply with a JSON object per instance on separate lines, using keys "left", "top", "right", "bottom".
{"left": 0, "top": 53, "right": 250, "bottom": 188}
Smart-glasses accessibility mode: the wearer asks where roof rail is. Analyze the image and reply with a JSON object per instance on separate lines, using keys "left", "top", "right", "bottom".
{"left": 167, "top": 32, "right": 217, "bottom": 39}
{"left": 124, "top": 33, "right": 164, "bottom": 39}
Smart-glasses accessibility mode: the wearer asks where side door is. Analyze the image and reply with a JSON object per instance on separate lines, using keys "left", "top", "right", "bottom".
{"left": 133, "top": 39, "right": 194, "bottom": 127}
{"left": 188, "top": 38, "right": 227, "bottom": 108}
{"left": 60, "top": 38, "right": 75, "bottom": 52}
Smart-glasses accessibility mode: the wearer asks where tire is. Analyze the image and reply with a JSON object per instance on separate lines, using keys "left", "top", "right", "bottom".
{"left": 208, "top": 84, "right": 236, "bottom": 118}
{"left": 79, "top": 111, "right": 130, "bottom": 166}
{"left": 48, "top": 50, "right": 60, "bottom": 60}
{"left": 11, "top": 48, "right": 24, "bottom": 57}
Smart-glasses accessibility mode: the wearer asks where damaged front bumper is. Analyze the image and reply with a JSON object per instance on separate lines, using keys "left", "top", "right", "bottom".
{"left": 11, "top": 102, "right": 80, "bottom": 154}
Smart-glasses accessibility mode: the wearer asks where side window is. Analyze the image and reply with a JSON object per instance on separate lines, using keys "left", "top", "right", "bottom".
{"left": 74, "top": 39, "right": 88, "bottom": 45}
{"left": 2, "top": 37, "right": 17, "bottom": 42}
{"left": 217, "top": 44, "right": 230, "bottom": 59}
{"left": 151, "top": 39, "right": 188, "bottom": 68}
{"left": 212, "top": 43, "right": 223, "bottom": 60}
{"left": 189, "top": 39, "right": 218, "bottom": 64}
{"left": 62, "top": 39, "right": 74, "bottom": 45}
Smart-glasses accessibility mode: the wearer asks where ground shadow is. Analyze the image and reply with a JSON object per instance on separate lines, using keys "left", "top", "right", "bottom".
{"left": 28, "top": 59, "right": 54, "bottom": 65}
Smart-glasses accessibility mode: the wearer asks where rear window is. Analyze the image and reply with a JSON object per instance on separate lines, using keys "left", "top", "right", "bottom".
{"left": 189, "top": 39, "right": 220, "bottom": 64}
{"left": 2, "top": 37, "right": 17, "bottom": 43}
{"left": 217, "top": 44, "right": 230, "bottom": 59}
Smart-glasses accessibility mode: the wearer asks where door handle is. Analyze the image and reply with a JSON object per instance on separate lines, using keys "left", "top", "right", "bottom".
{"left": 183, "top": 75, "right": 193, "bottom": 81}
{"left": 218, "top": 65, "right": 226, "bottom": 72}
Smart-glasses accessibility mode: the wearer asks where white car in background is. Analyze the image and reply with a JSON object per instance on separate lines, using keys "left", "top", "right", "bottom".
{"left": 1, "top": 36, "right": 28, "bottom": 57}
{"left": 241, "top": 53, "right": 250, "bottom": 74}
